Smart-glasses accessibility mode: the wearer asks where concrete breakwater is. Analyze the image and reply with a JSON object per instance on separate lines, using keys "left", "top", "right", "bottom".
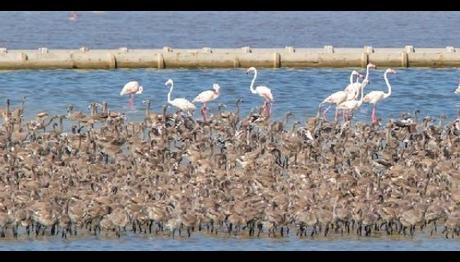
{"left": 1, "top": 46, "right": 460, "bottom": 70}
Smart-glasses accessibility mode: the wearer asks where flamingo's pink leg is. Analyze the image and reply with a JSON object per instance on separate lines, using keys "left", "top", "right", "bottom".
{"left": 201, "top": 103, "right": 208, "bottom": 122}
{"left": 266, "top": 101, "right": 272, "bottom": 118}
{"left": 371, "top": 105, "right": 377, "bottom": 124}
{"left": 128, "top": 94, "right": 135, "bottom": 110}
{"left": 261, "top": 101, "right": 268, "bottom": 117}
{"left": 322, "top": 105, "right": 331, "bottom": 120}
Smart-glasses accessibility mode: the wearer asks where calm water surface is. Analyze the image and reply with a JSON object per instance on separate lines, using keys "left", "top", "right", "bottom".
{"left": 1, "top": 11, "right": 460, "bottom": 48}
{"left": 1, "top": 11, "right": 460, "bottom": 250}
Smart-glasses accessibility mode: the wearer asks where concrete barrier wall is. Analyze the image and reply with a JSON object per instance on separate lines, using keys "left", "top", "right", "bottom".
{"left": 0, "top": 46, "right": 459, "bottom": 70}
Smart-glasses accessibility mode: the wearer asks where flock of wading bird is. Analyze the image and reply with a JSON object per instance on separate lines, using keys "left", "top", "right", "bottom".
{"left": 0, "top": 65, "right": 459, "bottom": 241}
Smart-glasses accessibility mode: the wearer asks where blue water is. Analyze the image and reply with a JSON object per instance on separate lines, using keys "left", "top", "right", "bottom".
{"left": 1, "top": 233, "right": 460, "bottom": 251}
{"left": 1, "top": 68, "right": 459, "bottom": 123}
{"left": 1, "top": 11, "right": 460, "bottom": 250}
{"left": 1, "top": 11, "right": 460, "bottom": 49}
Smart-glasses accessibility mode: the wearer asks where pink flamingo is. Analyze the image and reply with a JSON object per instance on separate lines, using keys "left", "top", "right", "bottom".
{"left": 363, "top": 68, "right": 396, "bottom": 124}
{"left": 193, "top": 83, "right": 220, "bottom": 122}
{"left": 246, "top": 67, "right": 274, "bottom": 118}
{"left": 120, "top": 81, "right": 143, "bottom": 110}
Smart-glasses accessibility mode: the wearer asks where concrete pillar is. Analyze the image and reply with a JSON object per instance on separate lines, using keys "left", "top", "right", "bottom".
{"left": 157, "top": 53, "right": 165, "bottom": 69}
{"left": 233, "top": 56, "right": 240, "bottom": 68}
{"left": 274, "top": 52, "right": 281, "bottom": 68}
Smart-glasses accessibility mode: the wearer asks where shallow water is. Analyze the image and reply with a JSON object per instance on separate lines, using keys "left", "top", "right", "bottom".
{"left": 0, "top": 68, "right": 459, "bottom": 123}
{"left": 1, "top": 233, "right": 460, "bottom": 251}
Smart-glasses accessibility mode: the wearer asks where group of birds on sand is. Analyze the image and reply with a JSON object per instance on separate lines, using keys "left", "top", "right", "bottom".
{"left": 119, "top": 67, "right": 273, "bottom": 122}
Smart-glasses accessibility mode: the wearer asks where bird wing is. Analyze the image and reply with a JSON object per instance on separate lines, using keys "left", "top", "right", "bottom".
{"left": 193, "top": 90, "right": 215, "bottom": 103}
{"left": 120, "top": 81, "right": 139, "bottom": 96}
{"left": 256, "top": 86, "right": 273, "bottom": 101}
{"left": 171, "top": 98, "right": 196, "bottom": 110}
{"left": 363, "top": 91, "right": 384, "bottom": 103}
{"left": 323, "top": 91, "right": 347, "bottom": 104}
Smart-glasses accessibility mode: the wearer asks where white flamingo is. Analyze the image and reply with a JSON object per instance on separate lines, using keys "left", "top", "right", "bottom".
{"left": 193, "top": 83, "right": 221, "bottom": 122}
{"left": 344, "top": 63, "right": 376, "bottom": 100}
{"left": 246, "top": 67, "right": 274, "bottom": 117}
{"left": 318, "top": 70, "right": 361, "bottom": 121}
{"left": 363, "top": 68, "right": 396, "bottom": 124}
{"left": 455, "top": 79, "right": 460, "bottom": 94}
{"left": 337, "top": 79, "right": 369, "bottom": 121}
{"left": 120, "top": 81, "right": 143, "bottom": 110}
{"left": 165, "top": 79, "right": 196, "bottom": 114}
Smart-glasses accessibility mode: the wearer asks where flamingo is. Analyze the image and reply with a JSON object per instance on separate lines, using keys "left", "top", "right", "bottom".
{"left": 337, "top": 79, "right": 369, "bottom": 121}
{"left": 318, "top": 71, "right": 362, "bottom": 121}
{"left": 363, "top": 68, "right": 396, "bottom": 124}
{"left": 165, "top": 79, "right": 196, "bottom": 115}
{"left": 120, "top": 81, "right": 143, "bottom": 110}
{"left": 455, "top": 79, "right": 460, "bottom": 94}
{"left": 193, "top": 83, "right": 221, "bottom": 122}
{"left": 246, "top": 67, "right": 274, "bottom": 118}
{"left": 344, "top": 63, "right": 376, "bottom": 100}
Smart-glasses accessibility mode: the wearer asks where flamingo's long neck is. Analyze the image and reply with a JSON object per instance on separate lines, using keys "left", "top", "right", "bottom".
{"left": 383, "top": 72, "right": 392, "bottom": 99}
{"left": 167, "top": 82, "right": 174, "bottom": 103}
{"left": 364, "top": 65, "right": 372, "bottom": 81}
{"left": 250, "top": 70, "right": 257, "bottom": 94}
{"left": 350, "top": 72, "right": 355, "bottom": 85}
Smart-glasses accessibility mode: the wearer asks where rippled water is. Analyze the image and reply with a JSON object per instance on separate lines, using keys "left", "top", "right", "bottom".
{"left": 1, "top": 11, "right": 460, "bottom": 250}
{"left": 1, "top": 11, "right": 460, "bottom": 48}
{"left": 1, "top": 68, "right": 459, "bottom": 123}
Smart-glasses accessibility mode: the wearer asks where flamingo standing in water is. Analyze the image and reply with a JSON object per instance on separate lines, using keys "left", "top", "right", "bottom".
{"left": 165, "top": 79, "right": 196, "bottom": 115}
{"left": 318, "top": 70, "right": 362, "bottom": 121}
{"left": 363, "top": 68, "right": 396, "bottom": 124}
{"left": 120, "top": 81, "right": 143, "bottom": 110}
{"left": 193, "top": 83, "right": 221, "bottom": 122}
{"left": 337, "top": 79, "right": 369, "bottom": 121}
{"left": 344, "top": 63, "right": 376, "bottom": 100}
{"left": 246, "top": 67, "right": 274, "bottom": 118}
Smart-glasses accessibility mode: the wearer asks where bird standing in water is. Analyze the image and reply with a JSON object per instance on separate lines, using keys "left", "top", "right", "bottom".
{"left": 246, "top": 67, "right": 274, "bottom": 118}
{"left": 120, "top": 81, "right": 143, "bottom": 110}
{"left": 193, "top": 83, "right": 221, "bottom": 122}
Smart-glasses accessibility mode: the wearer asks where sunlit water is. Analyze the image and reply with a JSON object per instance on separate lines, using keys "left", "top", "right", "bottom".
{"left": 1, "top": 11, "right": 460, "bottom": 250}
